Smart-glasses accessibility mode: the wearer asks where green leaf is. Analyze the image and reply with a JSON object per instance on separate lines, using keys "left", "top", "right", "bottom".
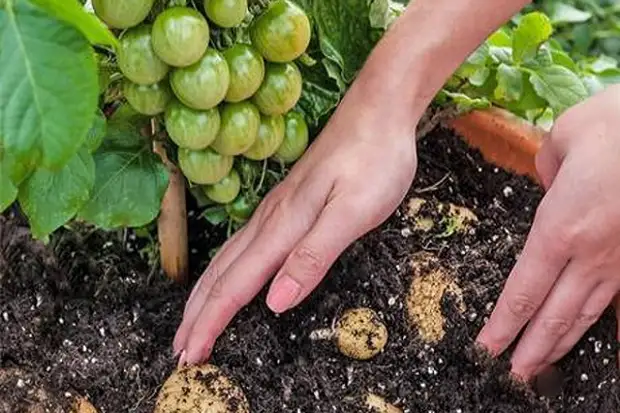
{"left": 549, "top": 3, "right": 592, "bottom": 24}
{"left": 488, "top": 46, "right": 513, "bottom": 65}
{"left": 0, "top": 161, "right": 18, "bottom": 213}
{"left": 201, "top": 205, "right": 229, "bottom": 226}
{"left": 495, "top": 64, "right": 523, "bottom": 102}
{"left": 535, "top": 107, "right": 555, "bottom": 132}
{"left": 78, "top": 137, "right": 169, "bottom": 230}
{"left": 443, "top": 91, "right": 491, "bottom": 113}
{"left": 0, "top": 0, "right": 99, "bottom": 171}
{"left": 550, "top": 49, "right": 578, "bottom": 71}
{"left": 513, "top": 12, "right": 553, "bottom": 63}
{"left": 29, "top": 0, "right": 118, "bottom": 47}
{"left": 85, "top": 110, "right": 107, "bottom": 153}
{"left": 18, "top": 149, "right": 95, "bottom": 240}
{"left": 469, "top": 67, "right": 491, "bottom": 87}
{"left": 488, "top": 28, "right": 512, "bottom": 47}
{"left": 588, "top": 55, "right": 618, "bottom": 73}
{"left": 529, "top": 65, "right": 589, "bottom": 113}
{"left": 296, "top": 59, "right": 342, "bottom": 127}
{"left": 369, "top": 0, "right": 404, "bottom": 30}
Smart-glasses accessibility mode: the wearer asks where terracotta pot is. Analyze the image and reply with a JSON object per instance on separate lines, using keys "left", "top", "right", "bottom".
{"left": 449, "top": 107, "right": 546, "bottom": 184}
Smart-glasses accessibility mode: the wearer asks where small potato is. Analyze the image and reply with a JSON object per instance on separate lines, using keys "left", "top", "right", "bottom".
{"left": 335, "top": 308, "right": 388, "bottom": 360}
{"left": 154, "top": 364, "right": 250, "bottom": 413}
{"left": 365, "top": 393, "right": 402, "bottom": 413}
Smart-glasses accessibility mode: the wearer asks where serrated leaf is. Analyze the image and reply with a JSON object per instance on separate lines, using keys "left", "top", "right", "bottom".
{"left": 18, "top": 149, "right": 95, "bottom": 240}
{"left": 529, "top": 65, "right": 589, "bottom": 113}
{"left": 0, "top": 161, "right": 17, "bottom": 213}
{"left": 513, "top": 12, "right": 553, "bottom": 63}
{"left": 0, "top": 0, "right": 99, "bottom": 171}
{"left": 495, "top": 64, "right": 523, "bottom": 102}
{"left": 78, "top": 145, "right": 169, "bottom": 230}
{"left": 30, "top": 0, "right": 118, "bottom": 47}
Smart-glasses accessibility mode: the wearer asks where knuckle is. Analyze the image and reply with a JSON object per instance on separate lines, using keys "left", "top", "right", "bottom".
{"left": 541, "top": 318, "right": 572, "bottom": 337}
{"left": 289, "top": 245, "right": 326, "bottom": 281}
{"left": 575, "top": 310, "right": 602, "bottom": 327}
{"left": 505, "top": 294, "right": 538, "bottom": 320}
{"left": 208, "top": 278, "right": 246, "bottom": 310}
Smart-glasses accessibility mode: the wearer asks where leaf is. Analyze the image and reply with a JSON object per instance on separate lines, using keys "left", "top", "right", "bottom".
{"left": 310, "top": 0, "right": 378, "bottom": 82}
{"left": 588, "top": 55, "right": 618, "bottom": 73}
{"left": 512, "top": 12, "right": 553, "bottom": 63}
{"left": 495, "top": 64, "right": 523, "bottom": 102}
{"left": 78, "top": 128, "right": 169, "bottom": 229}
{"left": 550, "top": 49, "right": 578, "bottom": 71}
{"left": 488, "top": 46, "right": 513, "bottom": 65}
{"left": 535, "top": 107, "right": 555, "bottom": 132}
{"left": 369, "top": 0, "right": 404, "bottom": 30}
{"left": 296, "top": 59, "right": 342, "bottom": 127}
{"left": 549, "top": 3, "right": 592, "bottom": 24}
{"left": 29, "top": 0, "right": 118, "bottom": 47}
{"left": 469, "top": 67, "right": 491, "bottom": 87}
{"left": 18, "top": 149, "right": 95, "bottom": 240}
{"left": 0, "top": 0, "right": 99, "bottom": 172}
{"left": 529, "top": 65, "right": 589, "bottom": 113}
{"left": 201, "top": 205, "right": 229, "bottom": 226}
{"left": 85, "top": 110, "right": 107, "bottom": 153}
{"left": 0, "top": 160, "right": 18, "bottom": 213}
{"left": 443, "top": 91, "right": 491, "bottom": 113}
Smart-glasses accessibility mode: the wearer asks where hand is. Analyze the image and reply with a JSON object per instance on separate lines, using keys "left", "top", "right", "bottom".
{"left": 173, "top": 83, "right": 420, "bottom": 366}
{"left": 476, "top": 85, "right": 620, "bottom": 380}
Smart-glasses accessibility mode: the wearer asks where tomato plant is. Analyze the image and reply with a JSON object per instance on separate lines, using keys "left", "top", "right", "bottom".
{"left": 243, "top": 114, "right": 285, "bottom": 160}
{"left": 164, "top": 100, "right": 221, "bottom": 150}
{"left": 204, "top": 0, "right": 248, "bottom": 28}
{"left": 123, "top": 79, "right": 173, "bottom": 115}
{"left": 253, "top": 62, "right": 303, "bottom": 115}
{"left": 118, "top": 25, "right": 170, "bottom": 85}
{"left": 178, "top": 147, "right": 234, "bottom": 185}
{"left": 223, "top": 44, "right": 266, "bottom": 103}
{"left": 152, "top": 7, "right": 211, "bottom": 67}
{"left": 203, "top": 168, "right": 242, "bottom": 204}
{"left": 92, "top": 0, "right": 154, "bottom": 29}
{"left": 274, "top": 111, "right": 309, "bottom": 163}
{"left": 210, "top": 101, "right": 261, "bottom": 155}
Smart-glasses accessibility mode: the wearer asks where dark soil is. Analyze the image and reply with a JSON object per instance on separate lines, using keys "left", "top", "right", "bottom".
{"left": 1, "top": 127, "right": 618, "bottom": 413}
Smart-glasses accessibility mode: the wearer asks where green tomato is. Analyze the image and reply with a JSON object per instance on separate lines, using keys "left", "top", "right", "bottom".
{"left": 170, "top": 49, "right": 230, "bottom": 110}
{"left": 211, "top": 102, "right": 261, "bottom": 156}
{"left": 123, "top": 79, "right": 173, "bottom": 116}
{"left": 274, "top": 111, "right": 308, "bottom": 163}
{"left": 250, "top": 0, "right": 311, "bottom": 63}
{"left": 178, "top": 147, "right": 233, "bottom": 185}
{"left": 203, "top": 169, "right": 241, "bottom": 204}
{"left": 204, "top": 0, "right": 248, "bottom": 28}
{"left": 222, "top": 44, "right": 265, "bottom": 103}
{"left": 118, "top": 25, "right": 170, "bottom": 85}
{"left": 152, "top": 7, "right": 210, "bottom": 67}
{"left": 243, "top": 114, "right": 285, "bottom": 160}
{"left": 252, "top": 62, "right": 302, "bottom": 115}
{"left": 165, "top": 100, "right": 221, "bottom": 150}
{"left": 225, "top": 194, "right": 257, "bottom": 223}
{"left": 92, "top": 0, "right": 154, "bottom": 29}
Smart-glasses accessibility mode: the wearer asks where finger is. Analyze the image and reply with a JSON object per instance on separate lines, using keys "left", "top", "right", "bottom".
{"left": 181, "top": 182, "right": 331, "bottom": 365}
{"left": 173, "top": 223, "right": 256, "bottom": 355}
{"left": 543, "top": 281, "right": 618, "bottom": 367}
{"left": 508, "top": 260, "right": 599, "bottom": 379}
{"left": 535, "top": 135, "right": 561, "bottom": 191}
{"left": 265, "top": 196, "right": 370, "bottom": 314}
{"left": 475, "top": 199, "right": 570, "bottom": 356}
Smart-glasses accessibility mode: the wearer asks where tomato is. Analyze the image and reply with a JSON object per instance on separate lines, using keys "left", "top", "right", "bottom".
{"left": 178, "top": 147, "right": 233, "bottom": 184}
{"left": 222, "top": 44, "right": 265, "bottom": 103}
{"left": 204, "top": 0, "right": 248, "bottom": 28}
{"left": 225, "top": 194, "right": 257, "bottom": 223}
{"left": 210, "top": 102, "right": 261, "bottom": 156}
{"left": 274, "top": 111, "right": 309, "bottom": 163}
{"left": 152, "top": 7, "right": 210, "bottom": 67}
{"left": 250, "top": 0, "right": 311, "bottom": 63}
{"left": 123, "top": 79, "right": 173, "bottom": 116}
{"left": 170, "top": 48, "right": 230, "bottom": 110}
{"left": 252, "top": 62, "right": 302, "bottom": 115}
{"left": 203, "top": 169, "right": 241, "bottom": 204}
{"left": 93, "top": 0, "right": 155, "bottom": 29}
{"left": 243, "top": 114, "right": 285, "bottom": 160}
{"left": 165, "top": 100, "right": 221, "bottom": 150}
{"left": 117, "top": 25, "right": 170, "bottom": 85}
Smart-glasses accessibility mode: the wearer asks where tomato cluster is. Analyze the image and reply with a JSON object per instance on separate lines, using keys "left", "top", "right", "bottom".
{"left": 94, "top": 0, "right": 311, "bottom": 222}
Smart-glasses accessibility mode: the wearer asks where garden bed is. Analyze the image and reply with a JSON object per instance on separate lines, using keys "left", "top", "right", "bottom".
{"left": 0, "top": 126, "right": 618, "bottom": 413}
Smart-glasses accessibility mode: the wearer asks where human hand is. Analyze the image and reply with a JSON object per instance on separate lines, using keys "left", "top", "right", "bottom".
{"left": 476, "top": 85, "right": 620, "bottom": 380}
{"left": 173, "top": 83, "right": 420, "bottom": 366}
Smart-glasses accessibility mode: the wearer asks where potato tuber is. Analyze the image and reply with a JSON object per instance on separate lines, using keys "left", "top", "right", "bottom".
{"left": 154, "top": 364, "right": 250, "bottom": 413}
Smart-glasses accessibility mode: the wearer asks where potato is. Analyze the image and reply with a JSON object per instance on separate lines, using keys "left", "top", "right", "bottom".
{"left": 335, "top": 308, "right": 388, "bottom": 360}
{"left": 365, "top": 393, "right": 402, "bottom": 413}
{"left": 154, "top": 364, "right": 250, "bottom": 413}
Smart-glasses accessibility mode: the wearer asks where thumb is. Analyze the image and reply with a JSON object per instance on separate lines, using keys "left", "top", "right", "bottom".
{"left": 266, "top": 196, "right": 374, "bottom": 313}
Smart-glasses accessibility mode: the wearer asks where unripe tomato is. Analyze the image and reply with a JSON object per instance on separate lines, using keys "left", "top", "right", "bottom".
{"left": 225, "top": 194, "right": 257, "bottom": 223}
{"left": 118, "top": 25, "right": 170, "bottom": 85}
{"left": 210, "top": 102, "right": 261, "bottom": 156}
{"left": 152, "top": 7, "right": 210, "bottom": 67}
{"left": 250, "top": 0, "right": 311, "bottom": 63}
{"left": 222, "top": 44, "right": 265, "bottom": 103}
{"left": 165, "top": 100, "right": 221, "bottom": 150}
{"left": 178, "top": 147, "right": 233, "bottom": 185}
{"left": 170, "top": 49, "right": 230, "bottom": 110}
{"left": 93, "top": 0, "right": 155, "bottom": 29}
{"left": 203, "top": 169, "right": 241, "bottom": 204}
{"left": 274, "top": 111, "right": 308, "bottom": 163}
{"left": 204, "top": 0, "right": 248, "bottom": 28}
{"left": 243, "top": 114, "right": 285, "bottom": 160}
{"left": 252, "top": 62, "right": 302, "bottom": 115}
{"left": 123, "top": 79, "right": 173, "bottom": 116}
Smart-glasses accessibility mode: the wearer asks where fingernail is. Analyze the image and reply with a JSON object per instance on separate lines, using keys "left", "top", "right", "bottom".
{"left": 266, "top": 275, "right": 302, "bottom": 314}
{"left": 177, "top": 350, "right": 187, "bottom": 369}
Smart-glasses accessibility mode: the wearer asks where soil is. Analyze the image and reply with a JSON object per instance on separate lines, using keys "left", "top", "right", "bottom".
{"left": 1, "top": 127, "right": 618, "bottom": 413}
